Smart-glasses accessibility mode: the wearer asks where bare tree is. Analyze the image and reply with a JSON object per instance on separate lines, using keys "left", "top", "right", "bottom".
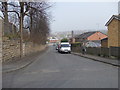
{"left": 0, "top": 1, "right": 52, "bottom": 57}
{"left": 27, "top": 2, "right": 51, "bottom": 44}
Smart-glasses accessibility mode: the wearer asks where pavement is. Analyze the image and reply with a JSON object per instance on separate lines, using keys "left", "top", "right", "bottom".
{"left": 3, "top": 46, "right": 118, "bottom": 88}
{"left": 71, "top": 52, "right": 120, "bottom": 67}
{"left": 2, "top": 47, "right": 48, "bottom": 73}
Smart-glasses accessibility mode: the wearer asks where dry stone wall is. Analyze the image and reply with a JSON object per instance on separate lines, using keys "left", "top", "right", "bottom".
{"left": 2, "top": 40, "right": 20, "bottom": 62}
{"left": 1, "top": 18, "right": 47, "bottom": 62}
{"left": 2, "top": 39, "right": 46, "bottom": 62}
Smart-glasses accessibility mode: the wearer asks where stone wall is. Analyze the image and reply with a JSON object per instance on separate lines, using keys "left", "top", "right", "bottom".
{"left": 2, "top": 39, "right": 46, "bottom": 62}
{"left": 1, "top": 18, "right": 46, "bottom": 62}
{"left": 2, "top": 40, "right": 20, "bottom": 62}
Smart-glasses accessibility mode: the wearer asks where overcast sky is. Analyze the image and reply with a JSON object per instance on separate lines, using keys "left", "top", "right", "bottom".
{"left": 50, "top": 2, "right": 118, "bottom": 33}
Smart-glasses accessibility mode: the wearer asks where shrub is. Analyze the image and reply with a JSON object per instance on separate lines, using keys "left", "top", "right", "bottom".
{"left": 4, "top": 33, "right": 20, "bottom": 40}
{"left": 71, "top": 42, "right": 82, "bottom": 47}
{"left": 61, "top": 38, "right": 68, "bottom": 42}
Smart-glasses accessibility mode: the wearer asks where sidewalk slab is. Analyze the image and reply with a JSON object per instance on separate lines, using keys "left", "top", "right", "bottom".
{"left": 72, "top": 52, "right": 120, "bottom": 67}
{"left": 3, "top": 56, "right": 34, "bottom": 73}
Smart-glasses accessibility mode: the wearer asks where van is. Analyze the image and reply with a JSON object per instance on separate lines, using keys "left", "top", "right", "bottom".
{"left": 58, "top": 42, "right": 71, "bottom": 53}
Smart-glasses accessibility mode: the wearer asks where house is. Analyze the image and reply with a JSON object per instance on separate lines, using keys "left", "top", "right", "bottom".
{"left": 105, "top": 15, "right": 120, "bottom": 47}
{"left": 74, "top": 31, "right": 108, "bottom": 43}
{"left": 69, "top": 38, "right": 75, "bottom": 44}
{"left": 49, "top": 37, "right": 59, "bottom": 43}
{"left": 101, "top": 38, "right": 108, "bottom": 47}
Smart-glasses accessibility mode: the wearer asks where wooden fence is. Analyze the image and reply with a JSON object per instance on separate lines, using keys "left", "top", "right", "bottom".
{"left": 71, "top": 44, "right": 120, "bottom": 59}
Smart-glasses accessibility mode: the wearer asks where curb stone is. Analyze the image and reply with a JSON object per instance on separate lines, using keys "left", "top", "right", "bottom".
{"left": 71, "top": 52, "right": 120, "bottom": 67}
{"left": 3, "top": 60, "right": 34, "bottom": 73}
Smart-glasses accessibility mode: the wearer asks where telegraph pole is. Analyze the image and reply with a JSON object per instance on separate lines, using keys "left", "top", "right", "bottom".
{"left": 71, "top": 30, "right": 74, "bottom": 43}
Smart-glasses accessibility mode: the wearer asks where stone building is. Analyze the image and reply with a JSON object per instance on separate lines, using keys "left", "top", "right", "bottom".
{"left": 101, "top": 38, "right": 108, "bottom": 47}
{"left": 105, "top": 15, "right": 120, "bottom": 47}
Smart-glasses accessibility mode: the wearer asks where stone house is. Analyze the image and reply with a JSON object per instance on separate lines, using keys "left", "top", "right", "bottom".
{"left": 105, "top": 15, "right": 120, "bottom": 47}
{"left": 101, "top": 38, "right": 108, "bottom": 47}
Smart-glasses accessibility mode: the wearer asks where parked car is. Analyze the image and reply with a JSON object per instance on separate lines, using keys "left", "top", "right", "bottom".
{"left": 58, "top": 42, "right": 71, "bottom": 53}
{"left": 53, "top": 43, "right": 56, "bottom": 46}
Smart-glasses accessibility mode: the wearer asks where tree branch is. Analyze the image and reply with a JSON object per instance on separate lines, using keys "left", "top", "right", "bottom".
{"left": 0, "top": 15, "right": 4, "bottom": 19}
{"left": 7, "top": 10, "right": 20, "bottom": 18}
{"left": 8, "top": 3, "right": 20, "bottom": 7}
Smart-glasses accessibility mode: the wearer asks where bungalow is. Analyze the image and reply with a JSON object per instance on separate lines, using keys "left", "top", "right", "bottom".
{"left": 105, "top": 15, "right": 120, "bottom": 47}
{"left": 74, "top": 31, "right": 107, "bottom": 43}
{"left": 49, "top": 37, "right": 59, "bottom": 43}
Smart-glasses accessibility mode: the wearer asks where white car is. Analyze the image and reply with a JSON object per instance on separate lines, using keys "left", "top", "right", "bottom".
{"left": 58, "top": 42, "right": 71, "bottom": 53}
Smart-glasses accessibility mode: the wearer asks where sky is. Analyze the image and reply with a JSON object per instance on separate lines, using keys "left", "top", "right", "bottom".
{"left": 50, "top": 2, "right": 118, "bottom": 33}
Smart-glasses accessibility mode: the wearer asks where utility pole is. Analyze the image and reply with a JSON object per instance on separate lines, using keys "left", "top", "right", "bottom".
{"left": 72, "top": 31, "right": 74, "bottom": 38}
{"left": 71, "top": 30, "right": 74, "bottom": 43}
{"left": 20, "top": 2, "right": 24, "bottom": 58}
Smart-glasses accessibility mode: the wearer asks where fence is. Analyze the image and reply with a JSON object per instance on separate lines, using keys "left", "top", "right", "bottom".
{"left": 110, "top": 47, "right": 120, "bottom": 58}
{"left": 85, "top": 47, "right": 100, "bottom": 56}
{"left": 101, "top": 47, "right": 109, "bottom": 57}
{"left": 71, "top": 44, "right": 120, "bottom": 59}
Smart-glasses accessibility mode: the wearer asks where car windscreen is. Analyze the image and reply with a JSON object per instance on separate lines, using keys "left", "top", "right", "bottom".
{"left": 61, "top": 44, "right": 70, "bottom": 47}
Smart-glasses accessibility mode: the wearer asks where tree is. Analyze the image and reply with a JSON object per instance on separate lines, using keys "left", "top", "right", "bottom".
{"left": 0, "top": 1, "right": 52, "bottom": 57}
{"left": 27, "top": 2, "right": 51, "bottom": 44}
{"left": 1, "top": 2, "right": 9, "bottom": 34}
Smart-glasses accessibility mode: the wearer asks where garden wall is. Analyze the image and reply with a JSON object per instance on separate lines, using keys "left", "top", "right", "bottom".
{"left": 2, "top": 39, "right": 46, "bottom": 62}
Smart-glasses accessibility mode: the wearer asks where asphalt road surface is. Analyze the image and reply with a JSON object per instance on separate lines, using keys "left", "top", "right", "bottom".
{"left": 3, "top": 46, "right": 118, "bottom": 88}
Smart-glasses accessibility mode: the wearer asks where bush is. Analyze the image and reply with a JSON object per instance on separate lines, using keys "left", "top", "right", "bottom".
{"left": 71, "top": 42, "right": 82, "bottom": 47}
{"left": 61, "top": 38, "right": 68, "bottom": 42}
{"left": 4, "top": 33, "right": 20, "bottom": 40}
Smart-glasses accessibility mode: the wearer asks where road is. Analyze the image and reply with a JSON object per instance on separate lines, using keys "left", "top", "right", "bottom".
{"left": 3, "top": 46, "right": 118, "bottom": 88}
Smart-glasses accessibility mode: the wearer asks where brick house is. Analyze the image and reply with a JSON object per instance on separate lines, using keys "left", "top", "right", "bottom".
{"left": 105, "top": 15, "right": 120, "bottom": 47}
{"left": 74, "top": 31, "right": 107, "bottom": 42}
{"left": 49, "top": 39, "right": 59, "bottom": 43}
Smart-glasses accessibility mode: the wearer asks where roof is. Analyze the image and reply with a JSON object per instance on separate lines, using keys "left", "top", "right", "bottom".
{"left": 105, "top": 15, "right": 120, "bottom": 26}
{"left": 74, "top": 31, "right": 97, "bottom": 39}
{"left": 101, "top": 37, "right": 108, "bottom": 41}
